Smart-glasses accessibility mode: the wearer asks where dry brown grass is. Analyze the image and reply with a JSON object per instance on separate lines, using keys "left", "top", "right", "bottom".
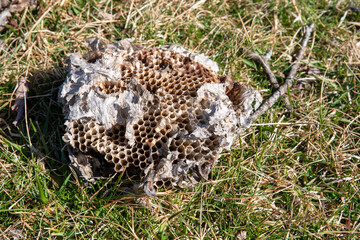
{"left": 0, "top": 0, "right": 359, "bottom": 239}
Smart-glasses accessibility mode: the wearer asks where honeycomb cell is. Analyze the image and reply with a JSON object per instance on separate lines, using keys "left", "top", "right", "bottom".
{"left": 105, "top": 154, "right": 113, "bottom": 162}
{"left": 134, "top": 159, "right": 140, "bottom": 167}
{"left": 139, "top": 162, "right": 147, "bottom": 169}
{"left": 119, "top": 152, "right": 126, "bottom": 159}
{"left": 194, "top": 153, "right": 202, "bottom": 161}
{"left": 139, "top": 154, "right": 146, "bottom": 162}
{"left": 115, "top": 164, "right": 122, "bottom": 172}
{"left": 113, "top": 157, "right": 120, "bottom": 164}
{"left": 120, "top": 159, "right": 128, "bottom": 166}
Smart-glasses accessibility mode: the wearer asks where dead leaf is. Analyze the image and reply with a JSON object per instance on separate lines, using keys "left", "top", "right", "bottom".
{"left": 11, "top": 77, "right": 29, "bottom": 127}
{"left": 98, "top": 10, "right": 114, "bottom": 20}
{"left": 0, "top": 0, "right": 36, "bottom": 31}
{"left": 0, "top": 8, "right": 11, "bottom": 31}
{"left": 8, "top": 0, "right": 37, "bottom": 13}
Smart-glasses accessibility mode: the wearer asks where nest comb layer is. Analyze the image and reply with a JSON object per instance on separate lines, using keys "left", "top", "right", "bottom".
{"left": 59, "top": 39, "right": 261, "bottom": 196}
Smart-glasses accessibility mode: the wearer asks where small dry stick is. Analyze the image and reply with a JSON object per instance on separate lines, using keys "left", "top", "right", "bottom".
{"left": 246, "top": 24, "right": 315, "bottom": 126}
{"left": 248, "top": 50, "right": 279, "bottom": 88}
{"left": 248, "top": 50, "right": 292, "bottom": 111}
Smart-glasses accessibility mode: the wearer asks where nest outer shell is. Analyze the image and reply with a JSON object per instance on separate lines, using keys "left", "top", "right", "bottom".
{"left": 59, "top": 38, "right": 262, "bottom": 195}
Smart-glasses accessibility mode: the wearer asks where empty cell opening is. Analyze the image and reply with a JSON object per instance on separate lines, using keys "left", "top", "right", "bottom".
{"left": 115, "top": 164, "right": 122, "bottom": 172}
{"left": 155, "top": 141, "right": 162, "bottom": 149}
{"left": 195, "top": 153, "right": 202, "bottom": 161}
{"left": 105, "top": 147, "right": 111, "bottom": 154}
{"left": 166, "top": 130, "right": 176, "bottom": 138}
{"left": 161, "top": 136, "right": 168, "bottom": 143}
{"left": 154, "top": 133, "right": 162, "bottom": 139}
{"left": 80, "top": 145, "right": 86, "bottom": 152}
{"left": 164, "top": 181, "right": 171, "bottom": 188}
{"left": 79, "top": 137, "right": 85, "bottom": 144}
{"left": 155, "top": 181, "right": 163, "bottom": 188}
{"left": 98, "top": 126, "right": 105, "bottom": 134}
{"left": 177, "top": 145, "right": 184, "bottom": 153}
{"left": 186, "top": 153, "right": 194, "bottom": 160}
{"left": 139, "top": 155, "right": 146, "bottom": 162}
{"left": 169, "top": 113, "right": 176, "bottom": 120}
{"left": 91, "top": 129, "right": 97, "bottom": 135}
{"left": 152, "top": 153, "right": 159, "bottom": 161}
{"left": 134, "top": 159, "right": 140, "bottom": 166}
{"left": 79, "top": 131, "right": 85, "bottom": 137}
{"left": 105, "top": 154, "right": 113, "bottom": 161}
{"left": 140, "top": 162, "right": 147, "bottom": 169}
{"left": 121, "top": 159, "right": 128, "bottom": 166}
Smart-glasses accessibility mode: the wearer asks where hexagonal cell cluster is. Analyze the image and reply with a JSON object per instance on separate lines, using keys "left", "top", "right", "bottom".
{"left": 59, "top": 39, "right": 261, "bottom": 196}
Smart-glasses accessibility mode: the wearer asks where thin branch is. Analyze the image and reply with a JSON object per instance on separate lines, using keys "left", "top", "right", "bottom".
{"left": 246, "top": 24, "right": 314, "bottom": 126}
{"left": 248, "top": 50, "right": 292, "bottom": 111}
{"left": 248, "top": 51, "right": 279, "bottom": 88}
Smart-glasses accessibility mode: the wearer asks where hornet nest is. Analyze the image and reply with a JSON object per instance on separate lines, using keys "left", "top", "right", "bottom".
{"left": 58, "top": 38, "right": 262, "bottom": 196}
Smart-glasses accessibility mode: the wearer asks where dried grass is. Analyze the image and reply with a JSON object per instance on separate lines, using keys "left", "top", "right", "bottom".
{"left": 0, "top": 0, "right": 359, "bottom": 239}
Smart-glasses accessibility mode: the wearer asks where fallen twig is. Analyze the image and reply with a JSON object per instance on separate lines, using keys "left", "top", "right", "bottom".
{"left": 248, "top": 50, "right": 279, "bottom": 88}
{"left": 246, "top": 24, "right": 315, "bottom": 126}
{"left": 248, "top": 50, "right": 292, "bottom": 111}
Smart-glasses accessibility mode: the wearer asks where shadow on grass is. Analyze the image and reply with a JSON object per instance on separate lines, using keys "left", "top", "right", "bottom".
{"left": 0, "top": 66, "right": 141, "bottom": 205}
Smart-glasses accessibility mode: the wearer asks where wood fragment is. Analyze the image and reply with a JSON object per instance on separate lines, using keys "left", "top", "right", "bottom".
{"left": 246, "top": 24, "right": 315, "bottom": 126}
